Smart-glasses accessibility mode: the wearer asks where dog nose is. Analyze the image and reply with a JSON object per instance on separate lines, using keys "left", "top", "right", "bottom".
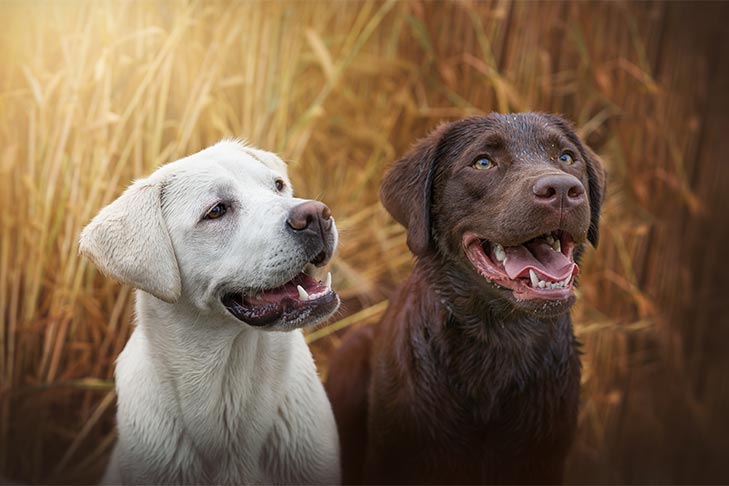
{"left": 287, "top": 201, "right": 332, "bottom": 233}
{"left": 533, "top": 174, "right": 585, "bottom": 210}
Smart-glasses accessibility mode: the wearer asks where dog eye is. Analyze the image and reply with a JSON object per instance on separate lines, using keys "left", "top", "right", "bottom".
{"left": 204, "top": 203, "right": 227, "bottom": 220}
{"left": 275, "top": 179, "right": 285, "bottom": 192}
{"left": 472, "top": 157, "right": 495, "bottom": 170}
{"left": 559, "top": 152, "right": 575, "bottom": 165}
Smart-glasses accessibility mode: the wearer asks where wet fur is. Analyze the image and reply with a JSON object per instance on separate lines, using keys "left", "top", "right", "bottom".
{"left": 326, "top": 113, "right": 605, "bottom": 484}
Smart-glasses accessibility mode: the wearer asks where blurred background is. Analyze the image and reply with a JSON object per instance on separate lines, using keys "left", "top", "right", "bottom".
{"left": 1, "top": 0, "right": 728, "bottom": 483}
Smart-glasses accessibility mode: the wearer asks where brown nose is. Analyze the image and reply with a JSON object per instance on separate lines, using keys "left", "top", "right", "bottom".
{"left": 533, "top": 174, "right": 585, "bottom": 210}
{"left": 287, "top": 201, "right": 332, "bottom": 233}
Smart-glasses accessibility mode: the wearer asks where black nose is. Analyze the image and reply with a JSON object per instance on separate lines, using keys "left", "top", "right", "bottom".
{"left": 287, "top": 201, "right": 332, "bottom": 234}
{"left": 533, "top": 174, "right": 585, "bottom": 210}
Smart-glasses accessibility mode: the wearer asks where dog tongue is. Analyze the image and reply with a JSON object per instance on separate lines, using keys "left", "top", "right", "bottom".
{"left": 255, "top": 274, "right": 320, "bottom": 304}
{"left": 503, "top": 239, "right": 574, "bottom": 281}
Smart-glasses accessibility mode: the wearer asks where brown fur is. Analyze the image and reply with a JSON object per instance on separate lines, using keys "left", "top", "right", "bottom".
{"left": 326, "top": 113, "right": 605, "bottom": 484}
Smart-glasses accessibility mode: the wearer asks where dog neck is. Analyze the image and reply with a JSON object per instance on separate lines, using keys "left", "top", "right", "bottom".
{"left": 367, "top": 256, "right": 581, "bottom": 481}
{"left": 408, "top": 256, "right": 579, "bottom": 404}
{"left": 131, "top": 291, "right": 299, "bottom": 457}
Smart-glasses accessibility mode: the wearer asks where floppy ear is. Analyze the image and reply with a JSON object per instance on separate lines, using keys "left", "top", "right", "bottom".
{"left": 79, "top": 177, "right": 181, "bottom": 303}
{"left": 544, "top": 113, "right": 606, "bottom": 247}
{"left": 243, "top": 146, "right": 289, "bottom": 176}
{"left": 581, "top": 143, "right": 606, "bottom": 248}
{"left": 380, "top": 126, "right": 447, "bottom": 256}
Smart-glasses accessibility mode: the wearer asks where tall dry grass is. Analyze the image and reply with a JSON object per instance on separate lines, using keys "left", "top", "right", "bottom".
{"left": 1, "top": 1, "right": 727, "bottom": 483}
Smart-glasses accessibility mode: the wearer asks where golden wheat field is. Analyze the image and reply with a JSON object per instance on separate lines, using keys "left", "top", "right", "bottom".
{"left": 1, "top": 0, "right": 728, "bottom": 483}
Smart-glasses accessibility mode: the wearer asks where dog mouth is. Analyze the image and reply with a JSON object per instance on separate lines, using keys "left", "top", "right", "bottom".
{"left": 221, "top": 264, "right": 338, "bottom": 328}
{"left": 463, "top": 230, "right": 579, "bottom": 301}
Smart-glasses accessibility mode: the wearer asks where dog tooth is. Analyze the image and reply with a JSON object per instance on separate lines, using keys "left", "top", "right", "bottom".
{"left": 493, "top": 243, "right": 506, "bottom": 263}
{"left": 297, "top": 285, "right": 309, "bottom": 301}
{"left": 538, "top": 280, "right": 546, "bottom": 288}
{"left": 545, "top": 235, "right": 555, "bottom": 245}
{"left": 529, "top": 269, "right": 539, "bottom": 288}
{"left": 552, "top": 239, "right": 561, "bottom": 253}
{"left": 255, "top": 294, "right": 262, "bottom": 300}
{"left": 325, "top": 272, "right": 332, "bottom": 289}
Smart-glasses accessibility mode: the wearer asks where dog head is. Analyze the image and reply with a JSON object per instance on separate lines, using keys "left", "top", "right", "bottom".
{"left": 80, "top": 140, "right": 339, "bottom": 331}
{"left": 381, "top": 113, "right": 605, "bottom": 316}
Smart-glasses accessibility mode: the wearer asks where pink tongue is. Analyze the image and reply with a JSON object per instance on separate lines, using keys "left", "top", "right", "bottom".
{"left": 503, "top": 240, "right": 574, "bottom": 281}
{"left": 256, "top": 274, "right": 320, "bottom": 304}
{"left": 257, "top": 281, "right": 299, "bottom": 304}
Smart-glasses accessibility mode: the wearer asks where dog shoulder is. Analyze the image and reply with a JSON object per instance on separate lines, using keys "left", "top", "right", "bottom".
{"left": 324, "top": 324, "right": 375, "bottom": 483}
{"left": 112, "top": 328, "right": 204, "bottom": 483}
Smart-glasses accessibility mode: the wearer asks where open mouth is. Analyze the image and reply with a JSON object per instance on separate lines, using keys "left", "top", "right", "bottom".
{"left": 463, "top": 230, "right": 579, "bottom": 301}
{"left": 221, "top": 264, "right": 338, "bottom": 328}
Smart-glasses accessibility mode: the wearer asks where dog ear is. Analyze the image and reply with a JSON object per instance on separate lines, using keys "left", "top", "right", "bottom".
{"left": 544, "top": 114, "right": 606, "bottom": 248}
{"left": 79, "top": 176, "right": 181, "bottom": 303}
{"left": 380, "top": 126, "right": 446, "bottom": 256}
{"left": 581, "top": 143, "right": 606, "bottom": 247}
{"left": 243, "top": 146, "right": 289, "bottom": 176}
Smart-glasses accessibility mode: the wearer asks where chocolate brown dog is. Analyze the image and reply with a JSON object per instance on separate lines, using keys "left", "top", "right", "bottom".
{"left": 325, "top": 113, "right": 605, "bottom": 484}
